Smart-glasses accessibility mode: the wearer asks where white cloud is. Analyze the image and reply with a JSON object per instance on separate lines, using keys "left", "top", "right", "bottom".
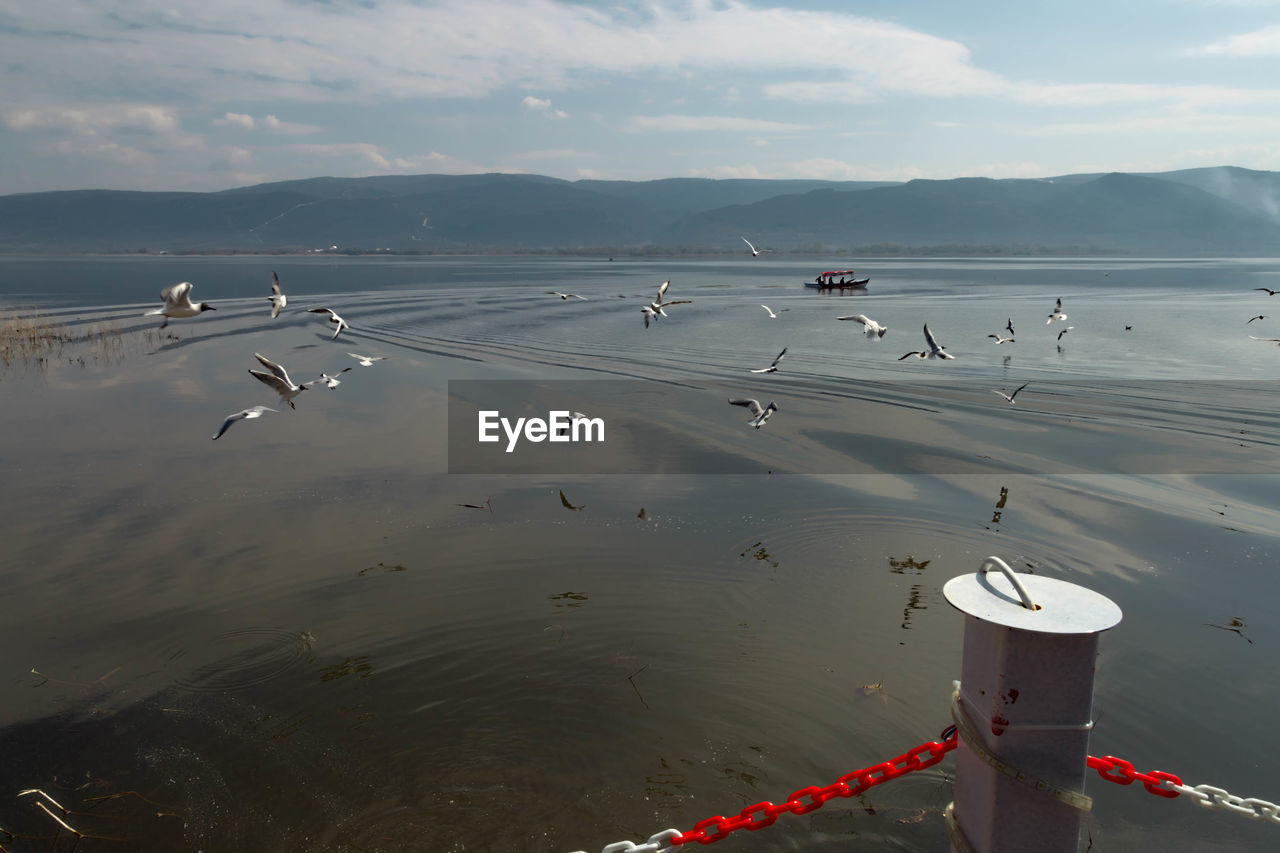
{"left": 1189, "top": 24, "right": 1280, "bottom": 56}
{"left": 686, "top": 163, "right": 766, "bottom": 179}
{"left": 6, "top": 104, "right": 180, "bottom": 135}
{"left": 522, "top": 96, "right": 552, "bottom": 111}
{"left": 261, "top": 114, "right": 323, "bottom": 134}
{"left": 214, "top": 112, "right": 256, "bottom": 130}
{"left": 627, "top": 114, "right": 814, "bottom": 133}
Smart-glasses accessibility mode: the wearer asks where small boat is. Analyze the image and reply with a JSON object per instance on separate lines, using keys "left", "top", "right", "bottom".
{"left": 805, "top": 270, "right": 869, "bottom": 289}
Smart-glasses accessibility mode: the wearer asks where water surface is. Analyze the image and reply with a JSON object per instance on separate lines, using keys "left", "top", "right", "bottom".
{"left": 0, "top": 255, "right": 1276, "bottom": 852}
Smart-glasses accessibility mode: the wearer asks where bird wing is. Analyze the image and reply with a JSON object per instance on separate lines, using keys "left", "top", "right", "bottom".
{"left": 922, "top": 324, "right": 943, "bottom": 351}
{"left": 1055, "top": 298, "right": 1063, "bottom": 312}
{"left": 248, "top": 370, "right": 291, "bottom": 394}
{"left": 898, "top": 351, "right": 923, "bottom": 360}
{"left": 212, "top": 410, "right": 249, "bottom": 440}
{"left": 308, "top": 307, "right": 336, "bottom": 317}
{"left": 657, "top": 279, "right": 670, "bottom": 301}
{"left": 728, "top": 398, "right": 764, "bottom": 417}
{"left": 772, "top": 348, "right": 787, "bottom": 366}
{"left": 656, "top": 299, "right": 692, "bottom": 307}
{"left": 161, "top": 281, "right": 194, "bottom": 306}
{"left": 1011, "top": 382, "right": 1030, "bottom": 399}
{"left": 742, "top": 236, "right": 757, "bottom": 252}
{"left": 252, "top": 352, "right": 292, "bottom": 384}
{"left": 837, "top": 314, "right": 873, "bottom": 327}
{"left": 1249, "top": 336, "right": 1280, "bottom": 342}
{"left": 271, "top": 272, "right": 283, "bottom": 297}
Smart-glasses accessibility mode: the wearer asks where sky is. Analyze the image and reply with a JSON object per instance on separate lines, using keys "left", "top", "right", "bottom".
{"left": 4, "top": 0, "right": 1280, "bottom": 195}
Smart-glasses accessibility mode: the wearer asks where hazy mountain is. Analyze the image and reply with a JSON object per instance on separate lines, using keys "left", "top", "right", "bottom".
{"left": 664, "top": 172, "right": 1280, "bottom": 253}
{"left": 1, "top": 168, "right": 1278, "bottom": 254}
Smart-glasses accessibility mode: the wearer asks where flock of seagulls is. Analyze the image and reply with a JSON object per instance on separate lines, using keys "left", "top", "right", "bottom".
{"left": 141, "top": 273, "right": 388, "bottom": 440}
{"left": 154, "top": 262, "right": 1279, "bottom": 440}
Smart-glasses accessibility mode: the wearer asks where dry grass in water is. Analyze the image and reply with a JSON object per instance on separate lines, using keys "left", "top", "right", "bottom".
{"left": 1, "top": 311, "right": 159, "bottom": 375}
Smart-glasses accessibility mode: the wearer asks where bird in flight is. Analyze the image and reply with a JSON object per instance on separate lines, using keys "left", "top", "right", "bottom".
{"left": 1005, "top": 318, "right": 1015, "bottom": 336}
{"left": 308, "top": 307, "right": 349, "bottom": 339}
{"left": 750, "top": 348, "right": 788, "bottom": 373}
{"left": 548, "top": 291, "right": 587, "bottom": 300}
{"left": 742, "top": 236, "right": 769, "bottom": 257}
{"left": 248, "top": 352, "right": 310, "bottom": 409}
{"left": 145, "top": 281, "right": 215, "bottom": 329}
{"left": 347, "top": 352, "right": 388, "bottom": 366}
{"left": 993, "top": 383, "right": 1030, "bottom": 404}
{"left": 728, "top": 398, "right": 778, "bottom": 429}
{"left": 988, "top": 333, "right": 1015, "bottom": 344}
{"left": 838, "top": 314, "right": 888, "bottom": 339}
{"left": 1255, "top": 288, "right": 1279, "bottom": 296}
{"left": 1247, "top": 315, "right": 1266, "bottom": 323}
{"left": 899, "top": 324, "right": 954, "bottom": 360}
{"left": 268, "top": 271, "right": 287, "bottom": 319}
{"left": 1047, "top": 298, "right": 1068, "bottom": 324}
{"left": 1057, "top": 326, "right": 1074, "bottom": 341}
{"left": 760, "top": 304, "right": 788, "bottom": 318}
{"left": 310, "top": 368, "right": 353, "bottom": 388}
{"left": 212, "top": 405, "right": 276, "bottom": 440}
{"left": 642, "top": 279, "right": 692, "bottom": 328}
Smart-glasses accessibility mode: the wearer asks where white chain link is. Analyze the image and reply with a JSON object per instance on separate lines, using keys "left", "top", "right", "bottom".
{"left": 1164, "top": 782, "right": 1280, "bottom": 825}
{"left": 566, "top": 827, "right": 683, "bottom": 853}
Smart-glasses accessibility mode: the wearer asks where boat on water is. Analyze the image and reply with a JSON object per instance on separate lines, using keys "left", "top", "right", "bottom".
{"left": 805, "top": 270, "right": 869, "bottom": 289}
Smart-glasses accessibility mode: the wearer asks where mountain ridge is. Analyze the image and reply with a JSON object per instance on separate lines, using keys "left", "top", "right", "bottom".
{"left": 2, "top": 167, "right": 1278, "bottom": 254}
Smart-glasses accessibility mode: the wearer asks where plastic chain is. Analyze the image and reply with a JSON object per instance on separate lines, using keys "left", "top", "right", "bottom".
{"left": 1087, "top": 756, "right": 1280, "bottom": 825}
{"left": 668, "top": 732, "right": 957, "bottom": 845}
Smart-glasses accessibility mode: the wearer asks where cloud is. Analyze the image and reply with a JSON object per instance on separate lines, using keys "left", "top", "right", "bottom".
{"left": 6, "top": 104, "right": 179, "bottom": 135}
{"left": 1189, "top": 24, "right": 1280, "bottom": 56}
{"left": 522, "top": 96, "right": 552, "bottom": 111}
{"left": 213, "top": 112, "right": 256, "bottom": 130}
{"left": 627, "top": 114, "right": 814, "bottom": 133}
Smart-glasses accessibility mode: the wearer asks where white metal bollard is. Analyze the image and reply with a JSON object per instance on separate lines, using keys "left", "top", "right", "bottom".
{"left": 942, "top": 557, "right": 1122, "bottom": 853}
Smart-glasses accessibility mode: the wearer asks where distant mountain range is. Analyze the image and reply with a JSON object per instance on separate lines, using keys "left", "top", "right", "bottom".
{"left": 2, "top": 166, "right": 1278, "bottom": 255}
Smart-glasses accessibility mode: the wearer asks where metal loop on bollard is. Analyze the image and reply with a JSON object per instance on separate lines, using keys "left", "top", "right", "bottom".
{"left": 978, "top": 556, "right": 1039, "bottom": 611}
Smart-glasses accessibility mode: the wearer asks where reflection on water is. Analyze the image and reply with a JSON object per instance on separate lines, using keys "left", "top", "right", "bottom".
{"left": 1, "top": 257, "right": 1279, "bottom": 851}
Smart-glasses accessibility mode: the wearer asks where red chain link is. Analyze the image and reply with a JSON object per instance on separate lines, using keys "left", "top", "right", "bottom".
{"left": 1087, "top": 755, "right": 1183, "bottom": 799}
{"left": 670, "top": 730, "right": 958, "bottom": 846}
{"left": 667, "top": 733, "right": 1193, "bottom": 846}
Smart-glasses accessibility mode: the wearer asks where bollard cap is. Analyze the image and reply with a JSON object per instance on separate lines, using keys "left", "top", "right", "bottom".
{"left": 943, "top": 557, "right": 1122, "bottom": 634}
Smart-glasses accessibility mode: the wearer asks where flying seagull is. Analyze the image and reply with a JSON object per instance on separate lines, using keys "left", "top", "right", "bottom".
{"left": 1005, "top": 318, "right": 1015, "bottom": 336}
{"left": 1247, "top": 315, "right": 1266, "bottom": 324}
{"left": 145, "top": 281, "right": 215, "bottom": 329}
{"left": 248, "top": 352, "right": 309, "bottom": 409}
{"left": 559, "top": 489, "right": 584, "bottom": 511}
{"left": 212, "top": 405, "right": 276, "bottom": 440}
{"left": 347, "top": 352, "right": 388, "bottom": 366}
{"left": 548, "top": 291, "right": 587, "bottom": 300}
{"left": 742, "top": 236, "right": 768, "bottom": 257}
{"left": 761, "top": 304, "right": 781, "bottom": 318}
{"left": 268, "top": 271, "right": 287, "bottom": 319}
{"left": 838, "top": 314, "right": 888, "bottom": 338}
{"left": 988, "top": 333, "right": 1015, "bottom": 344}
{"left": 1249, "top": 336, "right": 1280, "bottom": 346}
{"left": 1047, "top": 298, "right": 1068, "bottom": 324}
{"left": 898, "top": 324, "right": 955, "bottom": 360}
{"left": 642, "top": 279, "right": 692, "bottom": 327}
{"left": 729, "top": 398, "right": 778, "bottom": 429}
{"left": 993, "top": 383, "right": 1030, "bottom": 404}
{"left": 308, "top": 307, "right": 349, "bottom": 339}
{"left": 1057, "top": 325, "right": 1074, "bottom": 341}
{"left": 750, "top": 347, "right": 788, "bottom": 373}
{"left": 457, "top": 496, "right": 493, "bottom": 512}
{"left": 1255, "top": 288, "right": 1279, "bottom": 296}
{"left": 310, "top": 367, "right": 353, "bottom": 388}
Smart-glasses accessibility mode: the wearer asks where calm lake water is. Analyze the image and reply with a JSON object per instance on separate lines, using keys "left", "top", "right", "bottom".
{"left": 1, "top": 255, "right": 1277, "bottom": 852}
